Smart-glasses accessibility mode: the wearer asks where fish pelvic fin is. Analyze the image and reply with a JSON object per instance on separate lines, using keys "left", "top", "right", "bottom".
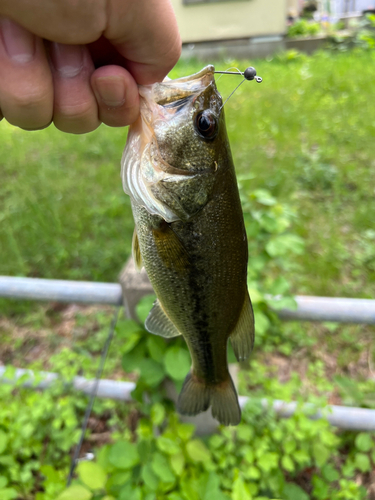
{"left": 145, "top": 300, "right": 181, "bottom": 338}
{"left": 177, "top": 372, "right": 241, "bottom": 426}
{"left": 132, "top": 228, "right": 143, "bottom": 271}
{"left": 230, "top": 292, "right": 255, "bottom": 362}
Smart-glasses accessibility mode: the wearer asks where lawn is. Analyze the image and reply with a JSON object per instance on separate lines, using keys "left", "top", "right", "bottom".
{"left": 1, "top": 50, "right": 375, "bottom": 297}
{"left": 0, "top": 49, "right": 375, "bottom": 499}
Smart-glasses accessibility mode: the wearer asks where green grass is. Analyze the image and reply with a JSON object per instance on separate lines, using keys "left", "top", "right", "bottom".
{"left": 1, "top": 49, "right": 375, "bottom": 301}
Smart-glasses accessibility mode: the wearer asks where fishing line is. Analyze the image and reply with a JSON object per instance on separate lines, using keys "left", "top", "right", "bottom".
{"left": 214, "top": 66, "right": 242, "bottom": 84}
{"left": 67, "top": 305, "right": 121, "bottom": 486}
{"left": 214, "top": 66, "right": 263, "bottom": 110}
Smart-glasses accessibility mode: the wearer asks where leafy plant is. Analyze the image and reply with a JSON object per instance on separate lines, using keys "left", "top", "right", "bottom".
{"left": 53, "top": 402, "right": 369, "bottom": 500}
{"left": 287, "top": 19, "right": 321, "bottom": 38}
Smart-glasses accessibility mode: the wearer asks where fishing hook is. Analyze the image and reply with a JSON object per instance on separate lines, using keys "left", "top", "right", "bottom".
{"left": 214, "top": 66, "right": 263, "bottom": 110}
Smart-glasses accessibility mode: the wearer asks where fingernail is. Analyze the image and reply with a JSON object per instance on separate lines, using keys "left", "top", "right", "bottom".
{"left": 0, "top": 18, "right": 35, "bottom": 63}
{"left": 50, "top": 42, "right": 84, "bottom": 78}
{"left": 95, "top": 76, "right": 126, "bottom": 107}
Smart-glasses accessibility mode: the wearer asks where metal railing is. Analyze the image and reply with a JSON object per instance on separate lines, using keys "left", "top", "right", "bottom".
{"left": 1, "top": 260, "right": 375, "bottom": 433}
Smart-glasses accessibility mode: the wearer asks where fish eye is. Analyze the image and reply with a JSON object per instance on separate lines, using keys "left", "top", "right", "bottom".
{"left": 194, "top": 111, "right": 218, "bottom": 140}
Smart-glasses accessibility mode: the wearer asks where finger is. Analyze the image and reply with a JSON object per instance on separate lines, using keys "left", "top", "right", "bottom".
{"left": 0, "top": 108, "right": 3, "bottom": 121}
{"left": 91, "top": 65, "right": 139, "bottom": 128}
{"left": 0, "top": 0, "right": 105, "bottom": 44}
{"left": 105, "top": 0, "right": 181, "bottom": 84}
{"left": 49, "top": 42, "right": 100, "bottom": 134}
{"left": 0, "top": 17, "right": 53, "bottom": 130}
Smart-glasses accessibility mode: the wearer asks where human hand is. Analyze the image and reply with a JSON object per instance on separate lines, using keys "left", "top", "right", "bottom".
{"left": 0, "top": 0, "right": 181, "bottom": 133}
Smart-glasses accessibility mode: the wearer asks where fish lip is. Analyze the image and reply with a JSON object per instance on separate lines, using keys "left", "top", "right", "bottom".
{"left": 144, "top": 65, "right": 216, "bottom": 106}
{"left": 165, "top": 65, "right": 215, "bottom": 84}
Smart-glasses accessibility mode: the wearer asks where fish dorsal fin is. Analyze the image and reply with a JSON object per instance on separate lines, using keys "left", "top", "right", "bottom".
{"left": 132, "top": 228, "right": 142, "bottom": 271}
{"left": 230, "top": 292, "right": 255, "bottom": 362}
{"left": 145, "top": 300, "right": 181, "bottom": 338}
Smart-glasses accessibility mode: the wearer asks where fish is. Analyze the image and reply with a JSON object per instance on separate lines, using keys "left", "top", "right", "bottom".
{"left": 121, "top": 65, "right": 254, "bottom": 426}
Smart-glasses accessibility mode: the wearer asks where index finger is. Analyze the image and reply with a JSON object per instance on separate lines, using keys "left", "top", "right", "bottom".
{"left": 104, "top": 0, "right": 181, "bottom": 85}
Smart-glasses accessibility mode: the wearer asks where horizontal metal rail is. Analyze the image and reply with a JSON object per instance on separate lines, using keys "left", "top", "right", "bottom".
{"left": 1, "top": 275, "right": 374, "bottom": 324}
{"left": 1, "top": 366, "right": 374, "bottom": 431}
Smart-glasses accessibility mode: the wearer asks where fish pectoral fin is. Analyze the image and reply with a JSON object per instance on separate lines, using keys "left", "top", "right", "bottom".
{"left": 152, "top": 221, "right": 190, "bottom": 272}
{"left": 177, "top": 372, "right": 241, "bottom": 426}
{"left": 132, "top": 228, "right": 143, "bottom": 271}
{"left": 145, "top": 300, "right": 181, "bottom": 338}
{"left": 230, "top": 292, "right": 255, "bottom": 362}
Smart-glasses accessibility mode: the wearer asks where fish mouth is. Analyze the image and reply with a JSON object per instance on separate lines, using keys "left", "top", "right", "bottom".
{"left": 141, "top": 65, "right": 215, "bottom": 107}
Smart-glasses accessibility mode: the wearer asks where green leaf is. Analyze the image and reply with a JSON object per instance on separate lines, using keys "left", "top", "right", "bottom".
{"left": 313, "top": 442, "right": 330, "bottom": 467}
{"left": 0, "top": 476, "right": 8, "bottom": 489}
{"left": 118, "top": 483, "right": 142, "bottom": 500}
{"left": 138, "top": 358, "right": 165, "bottom": 387}
{"left": 246, "top": 287, "right": 264, "bottom": 304}
{"left": 167, "top": 494, "right": 184, "bottom": 500}
{"left": 177, "top": 423, "right": 195, "bottom": 442}
{"left": 170, "top": 452, "right": 185, "bottom": 476}
{"left": 247, "top": 466, "right": 260, "bottom": 480}
{"left": 0, "top": 431, "right": 8, "bottom": 454}
{"left": 121, "top": 332, "right": 142, "bottom": 354}
{"left": 164, "top": 346, "right": 191, "bottom": 381}
{"left": 147, "top": 335, "right": 167, "bottom": 362}
{"left": 116, "top": 319, "right": 142, "bottom": 338}
{"left": 56, "top": 485, "right": 93, "bottom": 500}
{"left": 236, "top": 425, "right": 253, "bottom": 442}
{"left": 322, "top": 464, "right": 339, "bottom": 482}
{"left": 0, "top": 488, "right": 18, "bottom": 500}
{"left": 150, "top": 403, "right": 166, "bottom": 426}
{"left": 203, "top": 472, "right": 222, "bottom": 500}
{"left": 122, "top": 344, "right": 146, "bottom": 372}
{"left": 137, "top": 440, "right": 151, "bottom": 463}
{"left": 252, "top": 310, "right": 270, "bottom": 335}
{"left": 108, "top": 441, "right": 140, "bottom": 470}
{"left": 77, "top": 462, "right": 107, "bottom": 491}
{"left": 283, "top": 483, "right": 309, "bottom": 500}
{"left": 266, "top": 234, "right": 305, "bottom": 257}
{"left": 209, "top": 434, "right": 225, "bottom": 449}
{"left": 136, "top": 294, "right": 157, "bottom": 324}
{"left": 354, "top": 453, "right": 371, "bottom": 472}
{"left": 252, "top": 189, "right": 277, "bottom": 206}
{"left": 281, "top": 455, "right": 294, "bottom": 472}
{"left": 232, "top": 474, "right": 251, "bottom": 500}
{"left": 312, "top": 475, "right": 329, "bottom": 499}
{"left": 257, "top": 452, "right": 279, "bottom": 472}
{"left": 355, "top": 432, "right": 373, "bottom": 452}
{"left": 157, "top": 436, "right": 181, "bottom": 455}
{"left": 141, "top": 463, "right": 159, "bottom": 490}
{"left": 186, "top": 439, "right": 211, "bottom": 463}
{"left": 151, "top": 452, "right": 175, "bottom": 483}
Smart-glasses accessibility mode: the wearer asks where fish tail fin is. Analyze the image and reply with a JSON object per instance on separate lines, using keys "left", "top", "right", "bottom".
{"left": 177, "top": 372, "right": 241, "bottom": 426}
{"left": 210, "top": 375, "right": 241, "bottom": 426}
{"left": 177, "top": 372, "right": 210, "bottom": 417}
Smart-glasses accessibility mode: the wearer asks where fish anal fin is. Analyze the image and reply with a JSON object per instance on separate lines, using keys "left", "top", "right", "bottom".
{"left": 145, "top": 300, "right": 181, "bottom": 338}
{"left": 230, "top": 292, "right": 255, "bottom": 362}
{"left": 177, "top": 372, "right": 241, "bottom": 426}
{"left": 152, "top": 221, "right": 190, "bottom": 272}
{"left": 132, "top": 228, "right": 142, "bottom": 271}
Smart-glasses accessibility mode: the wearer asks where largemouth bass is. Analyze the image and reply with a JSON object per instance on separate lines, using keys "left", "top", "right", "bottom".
{"left": 121, "top": 66, "right": 254, "bottom": 426}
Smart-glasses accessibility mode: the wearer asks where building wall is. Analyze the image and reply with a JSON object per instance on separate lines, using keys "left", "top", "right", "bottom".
{"left": 170, "top": 0, "right": 287, "bottom": 43}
